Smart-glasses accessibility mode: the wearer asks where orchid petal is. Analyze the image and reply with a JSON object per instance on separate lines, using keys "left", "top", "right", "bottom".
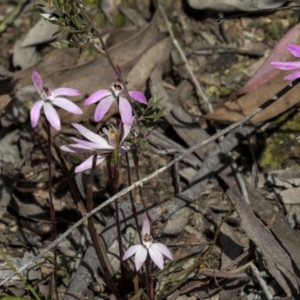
{"left": 122, "top": 244, "right": 143, "bottom": 260}
{"left": 120, "top": 145, "right": 131, "bottom": 155}
{"left": 134, "top": 246, "right": 147, "bottom": 271}
{"left": 30, "top": 100, "right": 43, "bottom": 128}
{"left": 52, "top": 97, "right": 83, "bottom": 115}
{"left": 148, "top": 246, "right": 164, "bottom": 270}
{"left": 32, "top": 71, "right": 43, "bottom": 95}
{"left": 287, "top": 44, "right": 300, "bottom": 58}
{"left": 43, "top": 102, "right": 61, "bottom": 131}
{"left": 84, "top": 90, "right": 112, "bottom": 105}
{"left": 120, "top": 118, "right": 133, "bottom": 144}
{"left": 71, "top": 123, "right": 113, "bottom": 148}
{"left": 71, "top": 137, "right": 114, "bottom": 150}
{"left": 270, "top": 61, "right": 300, "bottom": 70}
{"left": 284, "top": 71, "right": 300, "bottom": 80}
{"left": 151, "top": 243, "right": 173, "bottom": 260}
{"left": 60, "top": 144, "right": 93, "bottom": 153}
{"left": 129, "top": 91, "right": 147, "bottom": 104}
{"left": 119, "top": 97, "right": 132, "bottom": 124}
{"left": 75, "top": 155, "right": 107, "bottom": 173}
{"left": 70, "top": 137, "right": 100, "bottom": 149}
{"left": 53, "top": 87, "right": 81, "bottom": 97}
{"left": 94, "top": 95, "right": 115, "bottom": 122}
{"left": 142, "top": 214, "right": 151, "bottom": 236}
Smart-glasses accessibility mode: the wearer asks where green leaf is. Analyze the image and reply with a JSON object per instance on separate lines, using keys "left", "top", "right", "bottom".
{"left": 139, "top": 140, "right": 146, "bottom": 149}
{"left": 70, "top": 15, "right": 82, "bottom": 30}
{"left": 52, "top": 0, "right": 61, "bottom": 11}
{"left": 37, "top": 1, "right": 48, "bottom": 7}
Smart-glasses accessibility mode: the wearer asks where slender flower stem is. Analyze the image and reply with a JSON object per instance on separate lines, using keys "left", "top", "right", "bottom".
{"left": 38, "top": 122, "right": 86, "bottom": 216}
{"left": 132, "top": 150, "right": 147, "bottom": 212}
{"left": 106, "top": 157, "right": 113, "bottom": 186}
{"left": 50, "top": 139, "right": 87, "bottom": 217}
{"left": 132, "top": 150, "right": 151, "bottom": 290}
{"left": 125, "top": 152, "right": 141, "bottom": 242}
{"left": 30, "top": 105, "right": 87, "bottom": 218}
{"left": 86, "top": 155, "right": 120, "bottom": 299}
{"left": 111, "top": 149, "right": 126, "bottom": 292}
{"left": 148, "top": 260, "right": 154, "bottom": 300}
{"left": 46, "top": 121, "right": 59, "bottom": 300}
{"left": 125, "top": 152, "right": 141, "bottom": 298}
{"left": 145, "top": 256, "right": 155, "bottom": 300}
{"left": 144, "top": 216, "right": 154, "bottom": 300}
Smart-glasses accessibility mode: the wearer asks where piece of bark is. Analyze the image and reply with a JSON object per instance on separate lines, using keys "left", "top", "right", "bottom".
{"left": 0, "top": 125, "right": 34, "bottom": 219}
{"left": 243, "top": 179, "right": 300, "bottom": 275}
{"left": 164, "top": 80, "right": 215, "bottom": 159}
{"left": 176, "top": 123, "right": 255, "bottom": 201}
{"left": 126, "top": 37, "right": 171, "bottom": 92}
{"left": 118, "top": 4, "right": 147, "bottom": 27}
{"left": 187, "top": 0, "right": 288, "bottom": 12}
{"left": 227, "top": 187, "right": 300, "bottom": 297}
{"left": 147, "top": 129, "right": 202, "bottom": 168}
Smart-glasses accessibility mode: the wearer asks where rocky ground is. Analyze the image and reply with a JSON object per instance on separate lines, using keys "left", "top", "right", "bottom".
{"left": 0, "top": 0, "right": 300, "bottom": 299}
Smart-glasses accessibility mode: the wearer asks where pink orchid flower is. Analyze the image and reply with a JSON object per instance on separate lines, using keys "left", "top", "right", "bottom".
{"left": 30, "top": 71, "right": 83, "bottom": 131}
{"left": 60, "top": 120, "right": 132, "bottom": 173}
{"left": 122, "top": 214, "right": 173, "bottom": 271}
{"left": 83, "top": 80, "right": 147, "bottom": 124}
{"left": 271, "top": 44, "right": 300, "bottom": 80}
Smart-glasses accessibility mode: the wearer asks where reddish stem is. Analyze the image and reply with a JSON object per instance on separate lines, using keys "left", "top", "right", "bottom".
{"left": 46, "top": 121, "right": 59, "bottom": 300}
{"left": 125, "top": 152, "right": 141, "bottom": 242}
{"left": 86, "top": 155, "right": 121, "bottom": 299}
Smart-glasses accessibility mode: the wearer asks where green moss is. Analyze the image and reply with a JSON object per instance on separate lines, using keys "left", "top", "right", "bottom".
{"left": 287, "top": 16, "right": 298, "bottom": 27}
{"left": 268, "top": 20, "right": 284, "bottom": 41}
{"left": 260, "top": 111, "right": 300, "bottom": 170}
{"left": 207, "top": 85, "right": 233, "bottom": 98}
{"left": 114, "top": 12, "right": 126, "bottom": 28}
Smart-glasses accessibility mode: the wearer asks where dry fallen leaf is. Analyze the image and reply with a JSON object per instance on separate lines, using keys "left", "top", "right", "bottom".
{"left": 231, "top": 22, "right": 300, "bottom": 98}
{"left": 279, "top": 188, "right": 300, "bottom": 204}
{"left": 21, "top": 17, "right": 59, "bottom": 47}
{"left": 127, "top": 37, "right": 172, "bottom": 91}
{"left": 204, "top": 23, "right": 300, "bottom": 124}
{"left": 204, "top": 63, "right": 300, "bottom": 124}
{"left": 188, "top": 0, "right": 288, "bottom": 12}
